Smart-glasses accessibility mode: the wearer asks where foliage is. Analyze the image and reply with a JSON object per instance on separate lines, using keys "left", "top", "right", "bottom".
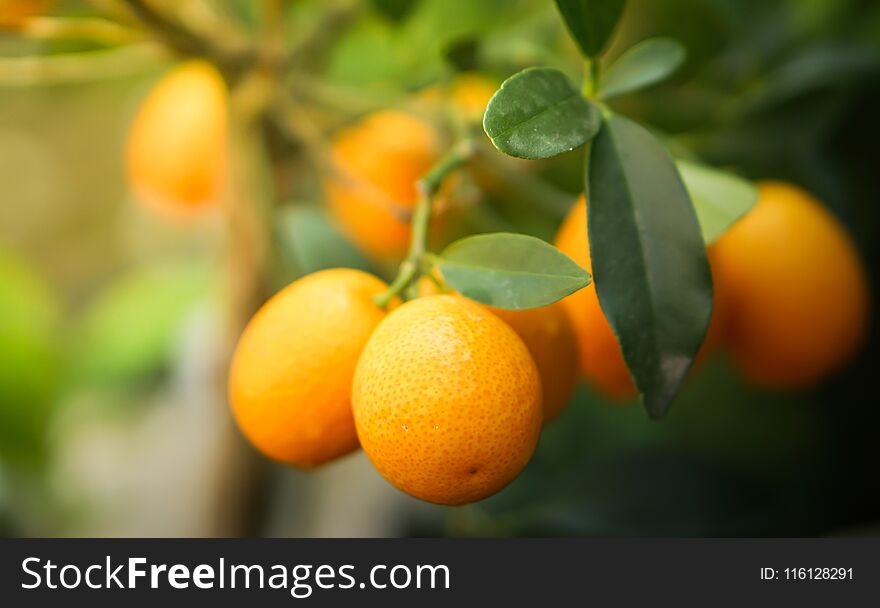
{"left": 480, "top": 0, "right": 755, "bottom": 415}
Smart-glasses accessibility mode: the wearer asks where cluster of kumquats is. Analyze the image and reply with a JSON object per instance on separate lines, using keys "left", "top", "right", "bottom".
{"left": 125, "top": 61, "right": 869, "bottom": 506}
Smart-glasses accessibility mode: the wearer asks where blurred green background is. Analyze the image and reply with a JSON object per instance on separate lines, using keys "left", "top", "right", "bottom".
{"left": 1, "top": 0, "right": 878, "bottom": 537}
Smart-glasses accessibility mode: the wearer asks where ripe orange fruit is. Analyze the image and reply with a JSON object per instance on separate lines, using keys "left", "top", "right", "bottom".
{"left": 554, "top": 196, "right": 636, "bottom": 400}
{"left": 126, "top": 61, "right": 228, "bottom": 217}
{"left": 491, "top": 303, "right": 579, "bottom": 422}
{"left": 711, "top": 181, "right": 869, "bottom": 388}
{"left": 417, "top": 273, "right": 578, "bottom": 421}
{"left": 0, "top": 0, "right": 53, "bottom": 27}
{"left": 352, "top": 295, "right": 543, "bottom": 505}
{"left": 324, "top": 110, "right": 446, "bottom": 261}
{"left": 228, "top": 269, "right": 391, "bottom": 468}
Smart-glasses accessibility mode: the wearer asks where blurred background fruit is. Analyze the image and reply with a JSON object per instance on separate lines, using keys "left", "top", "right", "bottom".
{"left": 126, "top": 61, "right": 228, "bottom": 218}
{"left": 712, "top": 181, "right": 870, "bottom": 388}
{"left": 0, "top": 0, "right": 53, "bottom": 29}
{"left": 325, "top": 110, "right": 447, "bottom": 262}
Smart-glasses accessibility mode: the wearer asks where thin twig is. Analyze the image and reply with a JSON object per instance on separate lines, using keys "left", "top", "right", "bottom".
{"left": 0, "top": 43, "right": 167, "bottom": 87}
{"left": 18, "top": 17, "right": 144, "bottom": 45}
{"left": 374, "top": 140, "right": 475, "bottom": 308}
{"left": 121, "top": 0, "right": 211, "bottom": 56}
{"left": 282, "top": 1, "right": 362, "bottom": 72}
{"left": 119, "top": 0, "right": 254, "bottom": 76}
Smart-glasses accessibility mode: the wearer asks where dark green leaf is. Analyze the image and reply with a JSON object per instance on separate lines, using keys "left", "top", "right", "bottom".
{"left": 677, "top": 160, "right": 758, "bottom": 244}
{"left": 553, "top": 0, "right": 626, "bottom": 58}
{"left": 483, "top": 67, "right": 601, "bottom": 159}
{"left": 587, "top": 115, "right": 712, "bottom": 418}
{"left": 370, "top": 0, "right": 418, "bottom": 21}
{"left": 599, "top": 37, "right": 686, "bottom": 100}
{"left": 438, "top": 233, "right": 591, "bottom": 309}
{"left": 748, "top": 45, "right": 880, "bottom": 112}
{"left": 444, "top": 38, "right": 481, "bottom": 72}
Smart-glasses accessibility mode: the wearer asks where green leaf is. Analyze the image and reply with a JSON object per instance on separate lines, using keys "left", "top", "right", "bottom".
{"left": 276, "top": 206, "right": 373, "bottom": 277}
{"left": 599, "top": 37, "right": 686, "bottom": 100}
{"left": 553, "top": 0, "right": 626, "bottom": 58}
{"left": 444, "top": 38, "right": 480, "bottom": 72}
{"left": 748, "top": 45, "right": 880, "bottom": 111}
{"left": 0, "top": 251, "right": 61, "bottom": 464}
{"left": 72, "top": 263, "right": 212, "bottom": 387}
{"left": 370, "top": 0, "right": 418, "bottom": 21}
{"left": 587, "top": 115, "right": 712, "bottom": 418}
{"left": 677, "top": 160, "right": 758, "bottom": 244}
{"left": 483, "top": 67, "right": 601, "bottom": 160}
{"left": 438, "top": 233, "right": 591, "bottom": 309}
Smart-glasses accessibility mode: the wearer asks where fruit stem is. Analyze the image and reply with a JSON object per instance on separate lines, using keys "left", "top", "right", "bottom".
{"left": 374, "top": 139, "right": 475, "bottom": 308}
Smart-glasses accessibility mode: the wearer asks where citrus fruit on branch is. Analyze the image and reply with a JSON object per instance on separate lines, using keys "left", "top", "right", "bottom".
{"left": 229, "top": 269, "right": 391, "bottom": 468}
{"left": 352, "top": 295, "right": 543, "bottom": 505}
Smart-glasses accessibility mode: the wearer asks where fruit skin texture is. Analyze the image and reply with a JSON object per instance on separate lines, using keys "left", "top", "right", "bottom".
{"left": 554, "top": 196, "right": 637, "bottom": 400}
{"left": 229, "top": 269, "right": 390, "bottom": 468}
{"left": 417, "top": 274, "right": 578, "bottom": 421}
{"left": 325, "top": 110, "right": 443, "bottom": 261}
{"left": 711, "top": 181, "right": 869, "bottom": 388}
{"left": 491, "top": 303, "right": 579, "bottom": 422}
{"left": 352, "top": 295, "right": 543, "bottom": 505}
{"left": 126, "top": 61, "right": 228, "bottom": 217}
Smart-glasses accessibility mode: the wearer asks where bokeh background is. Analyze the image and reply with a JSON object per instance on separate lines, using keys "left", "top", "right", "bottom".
{"left": 1, "top": 0, "right": 878, "bottom": 537}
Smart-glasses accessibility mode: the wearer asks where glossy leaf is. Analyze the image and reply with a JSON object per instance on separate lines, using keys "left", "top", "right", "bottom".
{"left": 438, "top": 233, "right": 591, "bottom": 309}
{"left": 677, "top": 160, "right": 758, "bottom": 244}
{"left": 483, "top": 67, "right": 601, "bottom": 159}
{"left": 587, "top": 115, "right": 712, "bottom": 418}
{"left": 599, "top": 37, "right": 686, "bottom": 100}
{"left": 553, "top": 0, "right": 626, "bottom": 58}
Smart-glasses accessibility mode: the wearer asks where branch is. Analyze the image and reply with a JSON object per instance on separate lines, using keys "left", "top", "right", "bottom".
{"left": 120, "top": 0, "right": 253, "bottom": 74}
{"left": 18, "top": 17, "right": 143, "bottom": 45}
{"left": 374, "top": 140, "right": 475, "bottom": 308}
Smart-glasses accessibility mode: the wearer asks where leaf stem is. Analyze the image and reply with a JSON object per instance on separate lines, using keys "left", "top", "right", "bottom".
{"left": 374, "top": 139, "right": 475, "bottom": 308}
{"left": 582, "top": 57, "right": 601, "bottom": 98}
